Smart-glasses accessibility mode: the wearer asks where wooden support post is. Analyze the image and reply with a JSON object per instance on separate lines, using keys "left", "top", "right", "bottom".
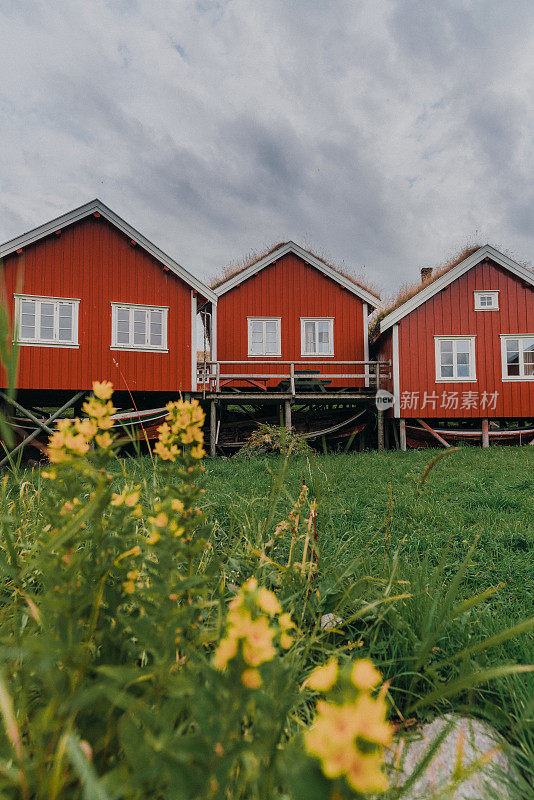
{"left": 481, "top": 418, "right": 489, "bottom": 448}
{"left": 377, "top": 409, "right": 384, "bottom": 451}
{"left": 399, "top": 418, "right": 407, "bottom": 452}
{"left": 290, "top": 362, "right": 295, "bottom": 397}
{"left": 210, "top": 401, "right": 216, "bottom": 457}
{"left": 284, "top": 400, "right": 292, "bottom": 431}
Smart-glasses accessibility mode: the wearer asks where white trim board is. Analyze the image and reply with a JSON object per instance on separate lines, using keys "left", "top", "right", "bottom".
{"left": 0, "top": 199, "right": 217, "bottom": 303}
{"left": 213, "top": 241, "right": 381, "bottom": 309}
{"left": 380, "top": 245, "right": 534, "bottom": 334}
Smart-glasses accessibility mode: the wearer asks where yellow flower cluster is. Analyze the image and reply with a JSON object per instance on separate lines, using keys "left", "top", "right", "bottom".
{"left": 154, "top": 399, "right": 205, "bottom": 462}
{"left": 47, "top": 381, "right": 116, "bottom": 464}
{"left": 145, "top": 496, "right": 190, "bottom": 544}
{"left": 213, "top": 577, "right": 295, "bottom": 688}
{"left": 111, "top": 487, "right": 142, "bottom": 518}
{"left": 304, "top": 658, "right": 392, "bottom": 795}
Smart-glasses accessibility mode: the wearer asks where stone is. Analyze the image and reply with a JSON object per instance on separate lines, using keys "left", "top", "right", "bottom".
{"left": 320, "top": 613, "right": 343, "bottom": 630}
{"left": 389, "top": 715, "right": 514, "bottom": 799}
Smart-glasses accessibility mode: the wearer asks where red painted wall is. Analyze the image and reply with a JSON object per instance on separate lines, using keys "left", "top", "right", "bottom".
{"left": 378, "top": 258, "right": 534, "bottom": 419}
{"left": 1, "top": 216, "right": 194, "bottom": 394}
{"left": 216, "top": 252, "right": 369, "bottom": 388}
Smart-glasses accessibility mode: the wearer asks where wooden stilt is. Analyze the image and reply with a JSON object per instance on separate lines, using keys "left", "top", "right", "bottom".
{"left": 377, "top": 409, "right": 384, "bottom": 451}
{"left": 481, "top": 418, "right": 489, "bottom": 448}
{"left": 399, "top": 418, "right": 407, "bottom": 452}
{"left": 284, "top": 400, "right": 292, "bottom": 431}
{"left": 392, "top": 420, "right": 400, "bottom": 450}
{"left": 210, "top": 401, "right": 217, "bottom": 457}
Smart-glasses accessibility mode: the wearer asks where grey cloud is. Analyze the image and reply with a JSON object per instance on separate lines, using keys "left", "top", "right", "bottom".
{"left": 0, "top": 0, "right": 532, "bottom": 290}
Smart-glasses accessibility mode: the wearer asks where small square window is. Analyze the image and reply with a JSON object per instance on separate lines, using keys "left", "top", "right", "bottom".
{"left": 301, "top": 318, "right": 334, "bottom": 356}
{"left": 435, "top": 337, "right": 476, "bottom": 381}
{"left": 247, "top": 318, "right": 281, "bottom": 356}
{"left": 111, "top": 303, "right": 168, "bottom": 351}
{"left": 474, "top": 291, "right": 499, "bottom": 311}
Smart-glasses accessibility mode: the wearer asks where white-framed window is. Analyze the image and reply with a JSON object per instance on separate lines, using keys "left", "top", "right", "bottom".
{"left": 474, "top": 291, "right": 499, "bottom": 311}
{"left": 111, "top": 303, "right": 168, "bottom": 351}
{"left": 500, "top": 335, "right": 534, "bottom": 380}
{"left": 14, "top": 294, "right": 79, "bottom": 347}
{"left": 247, "top": 317, "right": 281, "bottom": 356}
{"left": 435, "top": 336, "right": 476, "bottom": 381}
{"left": 301, "top": 318, "right": 334, "bottom": 357}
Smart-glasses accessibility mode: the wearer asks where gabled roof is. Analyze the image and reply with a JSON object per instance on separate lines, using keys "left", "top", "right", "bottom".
{"left": 212, "top": 241, "right": 381, "bottom": 309}
{"left": 379, "top": 244, "right": 533, "bottom": 334}
{"left": 0, "top": 199, "right": 217, "bottom": 303}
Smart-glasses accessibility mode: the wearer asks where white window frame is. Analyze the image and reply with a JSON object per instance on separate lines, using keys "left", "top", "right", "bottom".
{"left": 474, "top": 290, "right": 499, "bottom": 311}
{"left": 247, "top": 317, "right": 281, "bottom": 357}
{"left": 434, "top": 336, "right": 477, "bottom": 382}
{"left": 500, "top": 334, "right": 534, "bottom": 381}
{"left": 300, "top": 317, "right": 334, "bottom": 357}
{"left": 14, "top": 294, "right": 79, "bottom": 348}
{"left": 111, "top": 302, "right": 168, "bottom": 352}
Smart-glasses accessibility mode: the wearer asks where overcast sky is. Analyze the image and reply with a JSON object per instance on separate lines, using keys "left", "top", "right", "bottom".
{"left": 1, "top": 0, "right": 533, "bottom": 296}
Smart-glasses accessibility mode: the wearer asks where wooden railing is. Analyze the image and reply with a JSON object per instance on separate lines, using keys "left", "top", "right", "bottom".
{"left": 197, "top": 360, "right": 391, "bottom": 396}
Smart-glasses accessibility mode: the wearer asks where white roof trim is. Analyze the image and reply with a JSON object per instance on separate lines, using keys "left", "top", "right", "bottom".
{"left": 380, "top": 245, "right": 533, "bottom": 334}
{"left": 213, "top": 241, "right": 380, "bottom": 308}
{"left": 0, "top": 199, "right": 217, "bottom": 303}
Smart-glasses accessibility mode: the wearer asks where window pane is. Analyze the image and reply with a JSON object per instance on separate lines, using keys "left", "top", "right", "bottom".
{"left": 133, "top": 310, "right": 146, "bottom": 345}
{"left": 441, "top": 365, "right": 454, "bottom": 378}
{"left": 440, "top": 340, "right": 453, "bottom": 353}
{"left": 58, "top": 305, "right": 73, "bottom": 341}
{"left": 456, "top": 340, "right": 470, "bottom": 353}
{"left": 457, "top": 363, "right": 470, "bottom": 377}
{"left": 523, "top": 339, "right": 534, "bottom": 376}
{"left": 506, "top": 342, "right": 519, "bottom": 377}
{"left": 117, "top": 309, "right": 130, "bottom": 324}
{"left": 21, "top": 299, "right": 36, "bottom": 338}
{"left": 304, "top": 321, "right": 316, "bottom": 353}
{"left": 441, "top": 352, "right": 454, "bottom": 366}
{"left": 251, "top": 321, "right": 263, "bottom": 344}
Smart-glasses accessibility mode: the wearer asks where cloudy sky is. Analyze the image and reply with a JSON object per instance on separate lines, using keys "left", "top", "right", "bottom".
{"left": 1, "top": 0, "right": 533, "bottom": 296}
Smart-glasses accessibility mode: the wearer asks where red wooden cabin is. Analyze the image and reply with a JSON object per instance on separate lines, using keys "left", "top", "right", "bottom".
{"left": 210, "top": 242, "right": 380, "bottom": 390}
{"left": 0, "top": 200, "right": 216, "bottom": 407}
{"left": 373, "top": 245, "right": 534, "bottom": 446}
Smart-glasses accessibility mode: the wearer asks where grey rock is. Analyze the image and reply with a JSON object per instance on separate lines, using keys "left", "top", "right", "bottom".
{"left": 389, "top": 715, "right": 514, "bottom": 799}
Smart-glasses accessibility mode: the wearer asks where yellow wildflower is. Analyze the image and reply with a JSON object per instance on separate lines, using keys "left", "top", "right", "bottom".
{"left": 280, "top": 632, "right": 293, "bottom": 649}
{"left": 242, "top": 617, "right": 276, "bottom": 666}
{"left": 241, "top": 668, "right": 262, "bottom": 689}
{"left": 122, "top": 580, "right": 135, "bottom": 595}
{"left": 257, "top": 587, "right": 282, "bottom": 616}
{"left": 190, "top": 444, "right": 205, "bottom": 459}
{"left": 111, "top": 492, "right": 125, "bottom": 506}
{"left": 148, "top": 512, "right": 168, "bottom": 528}
{"left": 125, "top": 491, "right": 139, "bottom": 507}
{"left": 213, "top": 635, "right": 238, "bottom": 670}
{"left": 92, "top": 380, "right": 113, "bottom": 400}
{"left": 345, "top": 752, "right": 389, "bottom": 794}
{"left": 171, "top": 498, "right": 184, "bottom": 513}
{"left": 351, "top": 659, "right": 382, "bottom": 691}
{"left": 95, "top": 432, "right": 113, "bottom": 449}
{"left": 146, "top": 529, "right": 160, "bottom": 544}
{"left": 305, "top": 658, "right": 339, "bottom": 692}
{"left": 279, "top": 612, "right": 295, "bottom": 631}
{"left": 75, "top": 418, "right": 98, "bottom": 438}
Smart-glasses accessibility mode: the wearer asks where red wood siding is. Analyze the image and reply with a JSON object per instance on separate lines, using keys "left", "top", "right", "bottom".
{"left": 1, "top": 216, "right": 193, "bottom": 393}
{"left": 395, "top": 258, "right": 534, "bottom": 418}
{"left": 216, "top": 252, "right": 368, "bottom": 387}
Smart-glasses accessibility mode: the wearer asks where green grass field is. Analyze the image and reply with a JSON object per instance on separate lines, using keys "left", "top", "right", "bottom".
{"left": 120, "top": 446, "right": 534, "bottom": 630}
